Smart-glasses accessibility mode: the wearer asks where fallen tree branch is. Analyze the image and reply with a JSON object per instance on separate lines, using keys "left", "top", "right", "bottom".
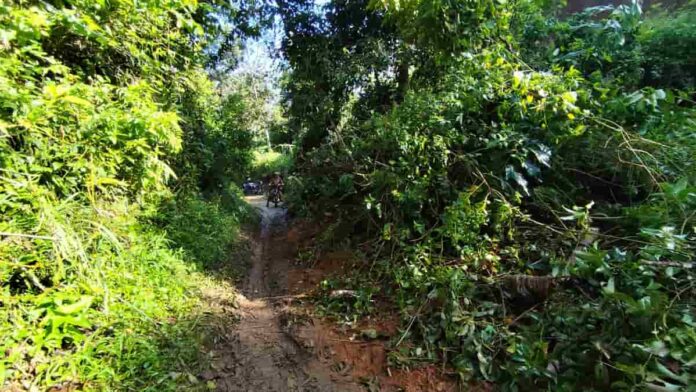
{"left": 641, "top": 260, "right": 694, "bottom": 268}
{"left": 396, "top": 298, "right": 429, "bottom": 347}
{"left": 256, "top": 294, "right": 309, "bottom": 300}
{"left": 329, "top": 290, "right": 357, "bottom": 299}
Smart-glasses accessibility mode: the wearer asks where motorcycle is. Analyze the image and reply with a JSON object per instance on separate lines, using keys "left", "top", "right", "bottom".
{"left": 266, "top": 185, "right": 282, "bottom": 207}
{"left": 242, "top": 180, "right": 261, "bottom": 195}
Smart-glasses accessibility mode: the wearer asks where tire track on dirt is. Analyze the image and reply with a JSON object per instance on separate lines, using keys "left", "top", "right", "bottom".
{"left": 213, "top": 196, "right": 359, "bottom": 392}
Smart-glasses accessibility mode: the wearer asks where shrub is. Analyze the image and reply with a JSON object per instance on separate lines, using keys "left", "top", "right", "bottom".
{"left": 249, "top": 150, "right": 294, "bottom": 180}
{"left": 279, "top": 0, "right": 696, "bottom": 389}
{"left": 0, "top": 1, "right": 258, "bottom": 389}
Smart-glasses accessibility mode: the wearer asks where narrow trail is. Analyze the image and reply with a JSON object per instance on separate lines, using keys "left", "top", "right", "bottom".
{"left": 212, "top": 196, "right": 361, "bottom": 392}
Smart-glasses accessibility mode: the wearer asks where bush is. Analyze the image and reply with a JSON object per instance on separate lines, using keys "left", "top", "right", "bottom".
{"left": 640, "top": 3, "right": 696, "bottom": 89}
{"left": 0, "top": 199, "right": 227, "bottom": 389}
{"left": 156, "top": 189, "right": 254, "bottom": 269}
{"left": 0, "top": 1, "right": 258, "bottom": 389}
{"left": 280, "top": 0, "right": 696, "bottom": 389}
{"left": 249, "top": 150, "right": 294, "bottom": 180}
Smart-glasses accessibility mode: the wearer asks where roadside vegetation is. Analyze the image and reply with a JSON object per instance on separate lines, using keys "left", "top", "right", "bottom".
{"left": 279, "top": 0, "right": 696, "bottom": 389}
{"left": 2, "top": 0, "right": 694, "bottom": 390}
{"left": 250, "top": 150, "right": 294, "bottom": 180}
{"left": 0, "top": 1, "right": 266, "bottom": 389}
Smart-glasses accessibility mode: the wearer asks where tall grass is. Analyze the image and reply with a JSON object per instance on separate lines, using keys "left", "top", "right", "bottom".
{"left": 0, "top": 2, "right": 258, "bottom": 389}
{"left": 1, "top": 195, "right": 249, "bottom": 390}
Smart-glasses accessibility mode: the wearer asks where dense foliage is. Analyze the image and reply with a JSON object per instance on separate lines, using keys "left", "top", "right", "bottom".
{"left": 2, "top": 0, "right": 694, "bottom": 389}
{"left": 0, "top": 0, "right": 264, "bottom": 389}
{"left": 280, "top": 0, "right": 695, "bottom": 390}
{"left": 249, "top": 150, "right": 294, "bottom": 180}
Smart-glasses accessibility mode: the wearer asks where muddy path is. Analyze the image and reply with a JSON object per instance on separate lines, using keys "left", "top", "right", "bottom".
{"left": 211, "top": 196, "right": 361, "bottom": 392}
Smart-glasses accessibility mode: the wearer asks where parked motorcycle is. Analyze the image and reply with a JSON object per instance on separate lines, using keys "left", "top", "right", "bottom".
{"left": 242, "top": 179, "right": 261, "bottom": 195}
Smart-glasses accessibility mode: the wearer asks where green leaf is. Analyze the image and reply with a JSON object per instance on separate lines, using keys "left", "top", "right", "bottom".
{"left": 505, "top": 166, "right": 529, "bottom": 195}
{"left": 56, "top": 296, "right": 93, "bottom": 315}
{"left": 602, "top": 277, "right": 615, "bottom": 294}
{"left": 62, "top": 95, "right": 92, "bottom": 106}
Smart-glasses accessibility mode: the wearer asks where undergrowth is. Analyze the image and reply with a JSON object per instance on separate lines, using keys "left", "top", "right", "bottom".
{"left": 155, "top": 188, "right": 257, "bottom": 272}
{"left": 0, "top": 1, "right": 262, "bottom": 390}
{"left": 1, "top": 195, "right": 249, "bottom": 390}
{"left": 281, "top": 0, "right": 696, "bottom": 390}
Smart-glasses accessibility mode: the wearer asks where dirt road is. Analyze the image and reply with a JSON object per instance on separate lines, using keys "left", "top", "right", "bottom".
{"left": 212, "top": 196, "right": 360, "bottom": 392}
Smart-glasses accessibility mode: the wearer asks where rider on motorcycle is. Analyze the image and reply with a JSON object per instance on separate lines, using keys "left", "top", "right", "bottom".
{"left": 269, "top": 172, "right": 284, "bottom": 194}
{"left": 267, "top": 172, "right": 284, "bottom": 206}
